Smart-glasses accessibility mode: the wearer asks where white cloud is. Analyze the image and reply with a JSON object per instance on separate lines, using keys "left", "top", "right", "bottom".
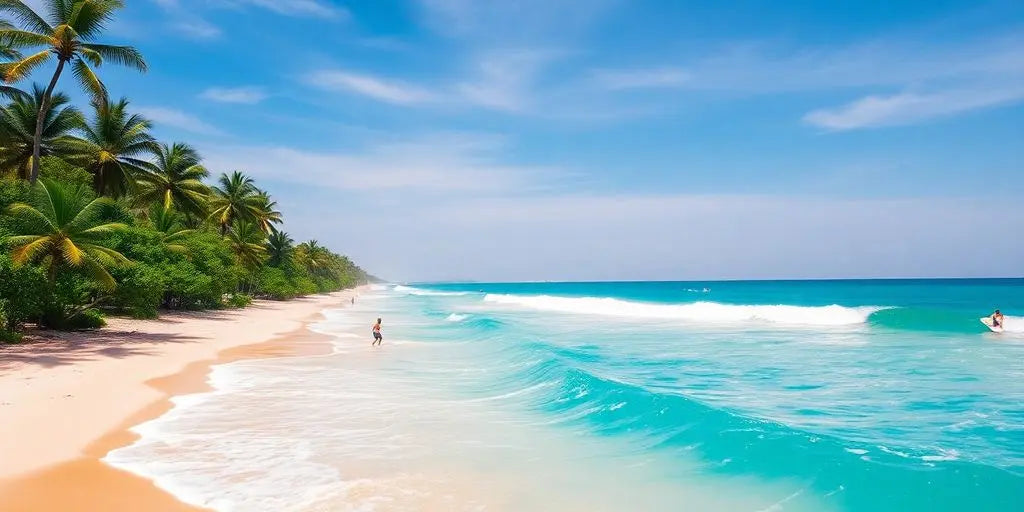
{"left": 455, "top": 50, "right": 560, "bottom": 112}
{"left": 416, "top": 0, "right": 619, "bottom": 42}
{"left": 803, "top": 86, "right": 1024, "bottom": 130}
{"left": 305, "top": 70, "right": 436, "bottom": 105}
{"left": 592, "top": 67, "right": 690, "bottom": 90}
{"left": 138, "top": 107, "right": 224, "bottom": 136}
{"left": 199, "top": 132, "right": 558, "bottom": 193}
{"left": 153, "top": 0, "right": 345, "bottom": 41}
{"left": 172, "top": 19, "right": 221, "bottom": 39}
{"left": 200, "top": 86, "right": 268, "bottom": 104}
{"left": 678, "top": 33, "right": 1024, "bottom": 93}
{"left": 230, "top": 0, "right": 346, "bottom": 18}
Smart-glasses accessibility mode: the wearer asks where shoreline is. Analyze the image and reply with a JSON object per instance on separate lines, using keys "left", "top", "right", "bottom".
{"left": 0, "top": 288, "right": 362, "bottom": 511}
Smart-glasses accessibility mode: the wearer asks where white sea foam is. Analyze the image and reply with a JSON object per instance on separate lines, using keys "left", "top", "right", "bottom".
{"left": 446, "top": 313, "right": 469, "bottom": 322}
{"left": 483, "top": 294, "right": 884, "bottom": 326}
{"left": 394, "top": 285, "right": 470, "bottom": 297}
{"left": 996, "top": 315, "right": 1024, "bottom": 333}
{"left": 921, "top": 449, "right": 960, "bottom": 462}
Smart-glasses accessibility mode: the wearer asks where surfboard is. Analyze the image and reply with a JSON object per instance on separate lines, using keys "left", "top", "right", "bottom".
{"left": 980, "top": 317, "right": 1004, "bottom": 333}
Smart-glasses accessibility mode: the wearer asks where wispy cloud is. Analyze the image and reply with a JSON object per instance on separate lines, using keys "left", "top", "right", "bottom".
{"left": 200, "top": 86, "right": 269, "bottom": 104}
{"left": 455, "top": 50, "right": 561, "bottom": 113}
{"left": 305, "top": 70, "right": 437, "bottom": 105}
{"left": 200, "top": 132, "right": 559, "bottom": 193}
{"left": 803, "top": 86, "right": 1024, "bottom": 130}
{"left": 139, "top": 107, "right": 224, "bottom": 136}
{"left": 675, "top": 32, "right": 1024, "bottom": 92}
{"left": 150, "top": 0, "right": 221, "bottom": 40}
{"left": 226, "top": 0, "right": 348, "bottom": 19}
{"left": 152, "top": 0, "right": 346, "bottom": 40}
{"left": 416, "top": 0, "right": 620, "bottom": 42}
{"left": 171, "top": 19, "right": 222, "bottom": 39}
{"left": 592, "top": 67, "right": 690, "bottom": 90}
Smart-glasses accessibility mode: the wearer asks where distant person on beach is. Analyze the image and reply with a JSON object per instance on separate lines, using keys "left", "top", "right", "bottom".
{"left": 372, "top": 318, "right": 382, "bottom": 346}
{"left": 351, "top": 297, "right": 355, "bottom": 305}
{"left": 991, "top": 310, "right": 1004, "bottom": 329}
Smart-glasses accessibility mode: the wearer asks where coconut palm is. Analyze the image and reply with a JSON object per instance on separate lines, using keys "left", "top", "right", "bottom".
{"left": 226, "top": 219, "right": 266, "bottom": 270}
{"left": 266, "top": 230, "right": 294, "bottom": 267}
{"left": 0, "top": 83, "right": 81, "bottom": 178}
{"left": 66, "top": 97, "right": 154, "bottom": 198}
{"left": 133, "top": 142, "right": 209, "bottom": 219}
{"left": 0, "top": 0, "right": 147, "bottom": 184}
{"left": 148, "top": 204, "right": 194, "bottom": 254}
{"left": 297, "top": 239, "right": 331, "bottom": 276}
{"left": 208, "top": 171, "right": 262, "bottom": 235}
{"left": 0, "top": 20, "right": 27, "bottom": 99}
{"left": 4, "top": 179, "right": 128, "bottom": 289}
{"left": 252, "top": 191, "right": 282, "bottom": 234}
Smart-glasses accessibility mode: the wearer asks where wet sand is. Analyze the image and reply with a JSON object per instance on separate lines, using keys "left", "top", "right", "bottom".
{"left": 0, "top": 290, "right": 360, "bottom": 511}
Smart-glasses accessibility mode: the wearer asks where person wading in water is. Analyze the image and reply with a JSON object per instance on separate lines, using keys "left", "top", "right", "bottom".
{"left": 372, "top": 318, "right": 383, "bottom": 346}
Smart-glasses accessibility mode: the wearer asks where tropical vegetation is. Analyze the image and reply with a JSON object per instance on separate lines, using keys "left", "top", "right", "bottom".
{"left": 0, "top": 1, "right": 371, "bottom": 341}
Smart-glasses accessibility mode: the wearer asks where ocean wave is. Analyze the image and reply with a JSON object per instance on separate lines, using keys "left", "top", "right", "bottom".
{"left": 393, "top": 285, "right": 470, "bottom": 297}
{"left": 446, "top": 313, "right": 469, "bottom": 322}
{"left": 482, "top": 294, "right": 883, "bottom": 326}
{"left": 998, "top": 315, "right": 1024, "bottom": 333}
{"left": 868, "top": 309, "right": 1024, "bottom": 335}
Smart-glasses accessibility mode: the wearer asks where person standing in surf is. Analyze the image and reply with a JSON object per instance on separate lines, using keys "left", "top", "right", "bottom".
{"left": 372, "top": 318, "right": 383, "bottom": 346}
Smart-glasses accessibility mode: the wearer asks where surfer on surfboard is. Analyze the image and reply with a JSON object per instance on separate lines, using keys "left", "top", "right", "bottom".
{"left": 991, "top": 310, "right": 1004, "bottom": 329}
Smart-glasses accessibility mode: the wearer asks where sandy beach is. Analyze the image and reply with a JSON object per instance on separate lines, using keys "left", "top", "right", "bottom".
{"left": 0, "top": 289, "right": 360, "bottom": 511}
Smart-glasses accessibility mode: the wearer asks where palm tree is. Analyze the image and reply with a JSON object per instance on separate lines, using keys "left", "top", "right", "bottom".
{"left": 0, "top": 83, "right": 81, "bottom": 178}
{"left": 266, "top": 230, "right": 293, "bottom": 267}
{"left": 0, "top": 25, "right": 27, "bottom": 100}
{"left": 4, "top": 179, "right": 128, "bottom": 289}
{"left": 252, "top": 191, "right": 282, "bottom": 234}
{"left": 297, "top": 239, "right": 331, "bottom": 276}
{"left": 148, "top": 204, "right": 194, "bottom": 254}
{"left": 0, "top": 0, "right": 147, "bottom": 184}
{"left": 208, "top": 171, "right": 262, "bottom": 235}
{"left": 134, "top": 142, "right": 209, "bottom": 219}
{"left": 226, "top": 219, "right": 266, "bottom": 270}
{"left": 67, "top": 97, "right": 154, "bottom": 198}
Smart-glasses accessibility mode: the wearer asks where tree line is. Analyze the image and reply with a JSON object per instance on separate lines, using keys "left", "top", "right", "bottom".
{"left": 0, "top": 1, "right": 371, "bottom": 341}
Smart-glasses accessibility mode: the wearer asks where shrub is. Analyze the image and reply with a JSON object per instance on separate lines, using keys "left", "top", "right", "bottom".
{"left": 0, "top": 254, "right": 47, "bottom": 331}
{"left": 107, "top": 262, "right": 164, "bottom": 318}
{"left": 256, "top": 266, "right": 296, "bottom": 300}
{"left": 0, "top": 329, "right": 22, "bottom": 343}
{"left": 38, "top": 273, "right": 102, "bottom": 330}
{"left": 39, "top": 157, "right": 94, "bottom": 190}
{"left": 66, "top": 309, "right": 107, "bottom": 329}
{"left": 227, "top": 293, "right": 252, "bottom": 308}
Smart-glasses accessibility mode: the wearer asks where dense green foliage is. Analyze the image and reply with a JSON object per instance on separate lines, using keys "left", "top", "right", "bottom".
{"left": 0, "top": 2, "right": 371, "bottom": 340}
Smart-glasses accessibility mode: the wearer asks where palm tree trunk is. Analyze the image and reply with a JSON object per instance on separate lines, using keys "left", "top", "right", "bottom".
{"left": 29, "top": 59, "right": 67, "bottom": 184}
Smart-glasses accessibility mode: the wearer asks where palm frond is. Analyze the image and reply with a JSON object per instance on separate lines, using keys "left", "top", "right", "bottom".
{"left": 6, "top": 202, "right": 57, "bottom": 232}
{"left": 80, "top": 43, "right": 146, "bottom": 71}
{"left": 0, "top": 0, "right": 54, "bottom": 34}
{"left": 9, "top": 235, "right": 51, "bottom": 264}
{"left": 2, "top": 49, "right": 50, "bottom": 82}
{"left": 78, "top": 252, "right": 116, "bottom": 290}
{"left": 0, "top": 28, "right": 52, "bottom": 48}
{"left": 68, "top": 0, "right": 117, "bottom": 40}
{"left": 71, "top": 58, "right": 106, "bottom": 101}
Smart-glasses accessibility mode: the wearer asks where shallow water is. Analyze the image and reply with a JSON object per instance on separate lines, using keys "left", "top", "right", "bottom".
{"left": 106, "top": 280, "right": 1024, "bottom": 511}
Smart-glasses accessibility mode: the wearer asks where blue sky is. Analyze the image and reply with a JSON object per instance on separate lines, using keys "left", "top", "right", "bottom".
{"left": 21, "top": 0, "right": 1024, "bottom": 281}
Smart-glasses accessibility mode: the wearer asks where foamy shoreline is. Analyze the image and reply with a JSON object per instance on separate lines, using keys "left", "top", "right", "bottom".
{"left": 0, "top": 288, "right": 363, "bottom": 511}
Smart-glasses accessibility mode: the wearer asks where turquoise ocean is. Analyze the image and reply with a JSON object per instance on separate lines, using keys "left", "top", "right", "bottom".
{"left": 106, "top": 280, "right": 1024, "bottom": 511}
